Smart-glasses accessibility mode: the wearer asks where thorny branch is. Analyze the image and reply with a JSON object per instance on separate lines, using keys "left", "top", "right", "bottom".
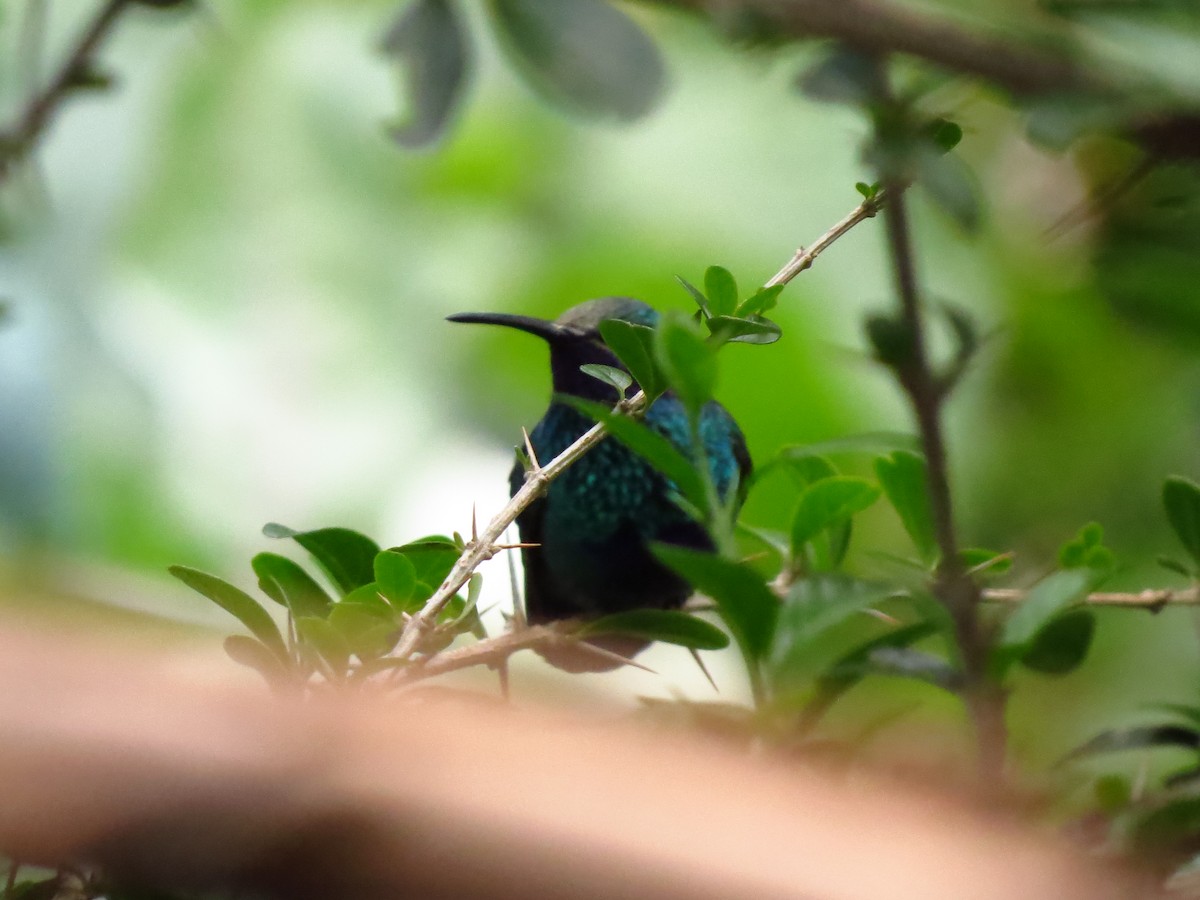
{"left": 391, "top": 192, "right": 887, "bottom": 666}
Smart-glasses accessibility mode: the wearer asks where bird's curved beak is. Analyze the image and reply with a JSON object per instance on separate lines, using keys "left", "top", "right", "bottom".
{"left": 447, "top": 312, "right": 568, "bottom": 343}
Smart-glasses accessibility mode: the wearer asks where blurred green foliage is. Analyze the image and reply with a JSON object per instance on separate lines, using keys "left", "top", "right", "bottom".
{"left": 4, "top": 0, "right": 1200, "bottom": 887}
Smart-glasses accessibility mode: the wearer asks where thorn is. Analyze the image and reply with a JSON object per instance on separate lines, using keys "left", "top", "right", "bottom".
{"left": 688, "top": 648, "right": 719, "bottom": 693}
{"left": 522, "top": 427, "right": 541, "bottom": 473}
{"left": 860, "top": 607, "right": 901, "bottom": 625}
{"left": 967, "top": 551, "right": 1014, "bottom": 577}
{"left": 471, "top": 503, "right": 479, "bottom": 543}
{"left": 561, "top": 634, "right": 658, "bottom": 674}
{"left": 494, "top": 541, "right": 539, "bottom": 551}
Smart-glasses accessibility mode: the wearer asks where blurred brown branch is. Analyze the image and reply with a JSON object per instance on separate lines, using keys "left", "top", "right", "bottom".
{"left": 984, "top": 586, "right": 1200, "bottom": 608}
{"left": 0, "top": 0, "right": 133, "bottom": 185}
{"left": 645, "top": 0, "right": 1113, "bottom": 98}
{"left": 0, "top": 623, "right": 1149, "bottom": 899}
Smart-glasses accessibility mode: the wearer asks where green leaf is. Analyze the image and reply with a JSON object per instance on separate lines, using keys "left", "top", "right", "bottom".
{"left": 916, "top": 147, "right": 980, "bottom": 232}
{"left": 581, "top": 609, "right": 730, "bottom": 650}
{"left": 1158, "top": 555, "right": 1194, "bottom": 577}
{"left": 779, "top": 453, "right": 838, "bottom": 487}
{"left": 1020, "top": 609, "right": 1096, "bottom": 675}
{"left": 855, "top": 181, "right": 879, "bottom": 200}
{"left": 339, "top": 583, "right": 395, "bottom": 618}
{"left": 598, "top": 318, "right": 665, "bottom": 398}
{"left": 790, "top": 476, "right": 881, "bottom": 551}
{"left": 802, "top": 621, "right": 942, "bottom": 724}
{"left": 875, "top": 451, "right": 937, "bottom": 563}
{"left": 770, "top": 575, "right": 897, "bottom": 687}
{"left": 580, "top": 363, "right": 631, "bottom": 398}
{"left": 993, "top": 568, "right": 1094, "bottom": 679}
{"left": 797, "top": 45, "right": 879, "bottom": 106}
{"left": 1064, "top": 725, "right": 1200, "bottom": 763}
{"left": 704, "top": 266, "right": 738, "bottom": 317}
{"left": 565, "top": 396, "right": 707, "bottom": 513}
{"left": 1164, "top": 476, "right": 1200, "bottom": 568}
{"left": 487, "top": 0, "right": 665, "bottom": 122}
{"left": 1150, "top": 703, "right": 1200, "bottom": 730}
{"left": 264, "top": 523, "right": 381, "bottom": 595}
{"left": 925, "top": 117, "right": 963, "bottom": 153}
{"left": 735, "top": 284, "right": 783, "bottom": 318}
{"left": 653, "top": 545, "right": 778, "bottom": 663}
{"left": 251, "top": 552, "right": 334, "bottom": 619}
{"left": 392, "top": 536, "right": 462, "bottom": 592}
{"left": 776, "top": 432, "right": 921, "bottom": 460}
{"left": 705, "top": 315, "right": 781, "bottom": 345}
{"left": 223, "top": 635, "right": 289, "bottom": 686}
{"left": 960, "top": 548, "right": 1013, "bottom": 577}
{"left": 329, "top": 599, "right": 397, "bottom": 660}
{"left": 169, "top": 566, "right": 287, "bottom": 661}
{"left": 381, "top": 0, "right": 472, "bottom": 148}
{"left": 1094, "top": 774, "right": 1132, "bottom": 813}
{"left": 654, "top": 313, "right": 717, "bottom": 415}
{"left": 675, "top": 275, "right": 711, "bottom": 315}
{"left": 374, "top": 550, "right": 418, "bottom": 609}
{"left": 858, "top": 646, "right": 961, "bottom": 688}
{"left": 864, "top": 313, "right": 917, "bottom": 369}
{"left": 295, "top": 616, "right": 352, "bottom": 672}
{"left": 1132, "top": 798, "right": 1200, "bottom": 856}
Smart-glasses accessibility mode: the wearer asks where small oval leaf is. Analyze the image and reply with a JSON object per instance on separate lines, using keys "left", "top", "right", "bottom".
{"left": 169, "top": 565, "right": 287, "bottom": 661}
{"left": 1164, "top": 476, "right": 1200, "bottom": 568}
{"left": 487, "top": 0, "right": 665, "bottom": 121}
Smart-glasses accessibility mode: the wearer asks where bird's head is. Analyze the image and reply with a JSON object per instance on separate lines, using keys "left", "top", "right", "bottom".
{"left": 448, "top": 297, "right": 658, "bottom": 400}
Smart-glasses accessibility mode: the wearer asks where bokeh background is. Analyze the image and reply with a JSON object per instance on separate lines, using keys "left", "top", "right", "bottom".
{"left": 2, "top": 0, "right": 1200, "bottom": 771}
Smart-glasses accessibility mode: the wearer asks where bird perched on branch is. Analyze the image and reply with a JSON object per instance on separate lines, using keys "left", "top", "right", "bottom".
{"left": 449, "top": 298, "right": 750, "bottom": 672}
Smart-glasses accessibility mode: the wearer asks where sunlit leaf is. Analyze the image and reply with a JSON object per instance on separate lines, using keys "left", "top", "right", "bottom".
{"left": 392, "top": 537, "right": 461, "bottom": 592}
{"left": 264, "top": 523, "right": 380, "bottom": 595}
{"left": 704, "top": 266, "right": 738, "bottom": 317}
{"left": 375, "top": 549, "right": 418, "bottom": 609}
{"left": 169, "top": 566, "right": 286, "bottom": 661}
{"left": 251, "top": 552, "right": 333, "bottom": 619}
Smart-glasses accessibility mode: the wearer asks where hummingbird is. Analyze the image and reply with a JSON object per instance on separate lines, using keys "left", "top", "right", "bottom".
{"left": 449, "top": 297, "right": 750, "bottom": 672}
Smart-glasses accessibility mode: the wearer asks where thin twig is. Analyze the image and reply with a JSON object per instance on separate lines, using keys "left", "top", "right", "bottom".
{"left": 983, "top": 586, "right": 1200, "bottom": 608}
{"left": 765, "top": 189, "right": 887, "bottom": 287}
{"left": 0, "top": 0, "right": 133, "bottom": 183}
